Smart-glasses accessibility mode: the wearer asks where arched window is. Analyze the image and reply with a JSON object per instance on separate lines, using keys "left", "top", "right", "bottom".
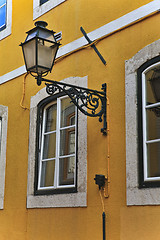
{"left": 138, "top": 57, "right": 160, "bottom": 188}
{"left": 125, "top": 39, "right": 160, "bottom": 205}
{"left": 35, "top": 95, "right": 77, "bottom": 195}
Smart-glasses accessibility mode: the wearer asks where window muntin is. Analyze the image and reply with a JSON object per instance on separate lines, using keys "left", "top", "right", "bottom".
{"left": 37, "top": 95, "right": 77, "bottom": 193}
{"left": 0, "top": 0, "right": 6, "bottom": 31}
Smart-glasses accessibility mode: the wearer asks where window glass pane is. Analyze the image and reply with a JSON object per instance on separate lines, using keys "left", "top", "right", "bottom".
{"left": 146, "top": 108, "right": 160, "bottom": 140}
{"left": 60, "top": 128, "right": 75, "bottom": 156}
{"left": 146, "top": 66, "right": 160, "bottom": 104}
{"left": 147, "top": 142, "right": 160, "bottom": 178}
{"left": 45, "top": 104, "right": 57, "bottom": 132}
{"left": 0, "top": 0, "right": 7, "bottom": 6}
{"left": 40, "top": 0, "right": 49, "bottom": 5}
{"left": 40, "top": 160, "right": 55, "bottom": 187}
{"left": 61, "top": 98, "right": 75, "bottom": 128}
{"left": 43, "top": 133, "right": 56, "bottom": 159}
{"left": 0, "top": 5, "right": 6, "bottom": 28}
{"left": 59, "top": 157, "right": 75, "bottom": 186}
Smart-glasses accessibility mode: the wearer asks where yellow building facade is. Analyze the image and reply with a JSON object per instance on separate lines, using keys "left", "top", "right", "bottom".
{"left": 1, "top": 0, "right": 160, "bottom": 239}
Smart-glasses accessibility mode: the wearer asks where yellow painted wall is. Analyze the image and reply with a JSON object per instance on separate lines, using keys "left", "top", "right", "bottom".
{"left": 0, "top": 0, "right": 160, "bottom": 239}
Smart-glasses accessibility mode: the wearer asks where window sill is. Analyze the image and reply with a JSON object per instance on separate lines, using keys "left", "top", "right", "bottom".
{"left": 33, "top": 0, "right": 67, "bottom": 20}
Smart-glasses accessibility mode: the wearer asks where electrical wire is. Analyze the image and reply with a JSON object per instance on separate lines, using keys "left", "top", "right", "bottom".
{"left": 54, "top": 9, "right": 159, "bottom": 65}
{"left": 20, "top": 72, "right": 30, "bottom": 110}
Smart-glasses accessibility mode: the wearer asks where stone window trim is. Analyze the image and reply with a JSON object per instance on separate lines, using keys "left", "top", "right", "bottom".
{"left": 33, "top": 0, "right": 67, "bottom": 20}
{"left": 0, "top": 105, "right": 8, "bottom": 209}
{"left": 0, "top": 0, "right": 12, "bottom": 41}
{"left": 27, "top": 76, "right": 87, "bottom": 208}
{"left": 126, "top": 39, "right": 160, "bottom": 206}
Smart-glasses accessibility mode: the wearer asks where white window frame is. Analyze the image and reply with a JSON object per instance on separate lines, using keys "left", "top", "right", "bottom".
{"left": 125, "top": 38, "right": 160, "bottom": 205}
{"left": 0, "top": 0, "right": 12, "bottom": 41}
{"left": 0, "top": 105, "right": 8, "bottom": 209}
{"left": 27, "top": 76, "right": 87, "bottom": 208}
{"left": 33, "top": 0, "right": 67, "bottom": 20}
{"left": 37, "top": 96, "right": 77, "bottom": 191}
{"left": 142, "top": 63, "right": 160, "bottom": 183}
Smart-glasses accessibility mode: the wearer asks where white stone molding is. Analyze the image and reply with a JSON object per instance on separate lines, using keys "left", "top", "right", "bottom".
{"left": 0, "top": 106, "right": 8, "bottom": 209}
{"left": 0, "top": 0, "right": 12, "bottom": 41}
{"left": 126, "top": 39, "right": 160, "bottom": 205}
{"left": 33, "top": 0, "right": 66, "bottom": 20}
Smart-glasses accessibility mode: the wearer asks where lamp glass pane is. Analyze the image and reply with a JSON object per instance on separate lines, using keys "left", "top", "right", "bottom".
{"left": 38, "top": 29, "right": 56, "bottom": 42}
{"left": 25, "top": 31, "right": 37, "bottom": 41}
{"left": 22, "top": 39, "right": 36, "bottom": 71}
{"left": 37, "top": 40, "right": 58, "bottom": 73}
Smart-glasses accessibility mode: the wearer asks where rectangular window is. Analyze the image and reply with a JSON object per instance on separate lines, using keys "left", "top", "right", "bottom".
{"left": 0, "top": 0, "right": 7, "bottom": 31}
{"left": 35, "top": 96, "right": 77, "bottom": 194}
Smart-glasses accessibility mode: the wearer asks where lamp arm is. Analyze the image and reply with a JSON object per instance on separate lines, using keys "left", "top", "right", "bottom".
{"left": 37, "top": 76, "right": 107, "bottom": 135}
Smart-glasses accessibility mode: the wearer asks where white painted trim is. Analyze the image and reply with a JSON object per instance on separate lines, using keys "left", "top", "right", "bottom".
{"left": 0, "top": 0, "right": 160, "bottom": 83}
{"left": 33, "top": 0, "right": 66, "bottom": 20}
{"left": 57, "top": 0, "right": 160, "bottom": 58}
{"left": 0, "top": 65, "right": 26, "bottom": 85}
{"left": 0, "top": 0, "right": 12, "bottom": 41}
{"left": 0, "top": 106, "right": 8, "bottom": 209}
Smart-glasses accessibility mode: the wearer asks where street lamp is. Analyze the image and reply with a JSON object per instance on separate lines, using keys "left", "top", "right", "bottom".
{"left": 20, "top": 21, "right": 107, "bottom": 135}
{"left": 20, "top": 21, "right": 60, "bottom": 84}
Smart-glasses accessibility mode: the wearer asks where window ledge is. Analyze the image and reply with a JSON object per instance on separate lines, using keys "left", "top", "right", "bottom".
{"left": 33, "top": 0, "right": 66, "bottom": 20}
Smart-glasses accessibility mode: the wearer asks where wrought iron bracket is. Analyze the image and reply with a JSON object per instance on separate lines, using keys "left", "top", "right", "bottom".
{"left": 36, "top": 76, "right": 107, "bottom": 135}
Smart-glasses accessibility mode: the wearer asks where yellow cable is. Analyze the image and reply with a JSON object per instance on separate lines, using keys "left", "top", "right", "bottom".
{"left": 54, "top": 10, "right": 159, "bottom": 64}
{"left": 20, "top": 72, "right": 30, "bottom": 110}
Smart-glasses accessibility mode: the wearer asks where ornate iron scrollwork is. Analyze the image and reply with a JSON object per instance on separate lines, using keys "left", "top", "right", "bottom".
{"left": 37, "top": 76, "right": 107, "bottom": 135}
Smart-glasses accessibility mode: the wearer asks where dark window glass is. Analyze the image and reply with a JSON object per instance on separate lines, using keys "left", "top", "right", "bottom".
{"left": 40, "top": 0, "right": 49, "bottom": 5}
